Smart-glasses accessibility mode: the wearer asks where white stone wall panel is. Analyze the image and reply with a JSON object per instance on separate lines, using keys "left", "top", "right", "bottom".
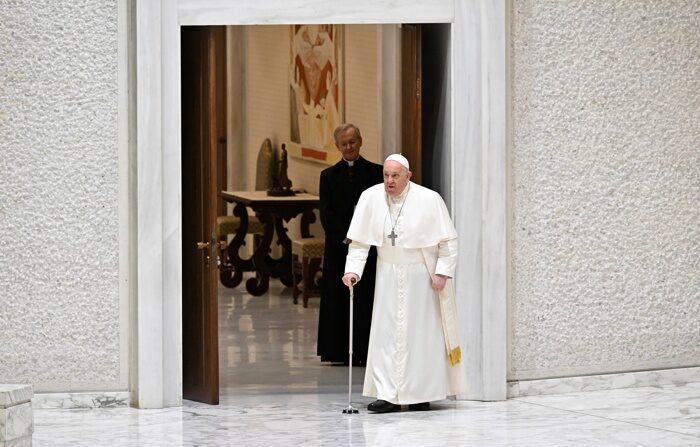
{"left": 0, "top": 1, "right": 120, "bottom": 390}
{"left": 510, "top": 0, "right": 700, "bottom": 379}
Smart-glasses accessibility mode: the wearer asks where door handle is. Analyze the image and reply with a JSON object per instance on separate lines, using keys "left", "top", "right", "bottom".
{"left": 197, "top": 237, "right": 227, "bottom": 268}
{"left": 196, "top": 241, "right": 212, "bottom": 266}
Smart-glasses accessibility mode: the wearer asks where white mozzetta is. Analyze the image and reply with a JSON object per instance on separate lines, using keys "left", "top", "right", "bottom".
{"left": 510, "top": 0, "right": 700, "bottom": 380}
{"left": 0, "top": 1, "right": 122, "bottom": 392}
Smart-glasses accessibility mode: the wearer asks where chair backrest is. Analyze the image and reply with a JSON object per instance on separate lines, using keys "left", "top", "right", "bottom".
{"left": 255, "top": 138, "right": 277, "bottom": 191}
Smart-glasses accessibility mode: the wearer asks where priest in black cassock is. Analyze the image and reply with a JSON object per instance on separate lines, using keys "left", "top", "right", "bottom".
{"left": 317, "top": 124, "right": 383, "bottom": 365}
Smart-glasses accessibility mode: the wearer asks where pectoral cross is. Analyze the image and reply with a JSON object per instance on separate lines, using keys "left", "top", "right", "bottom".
{"left": 387, "top": 229, "right": 398, "bottom": 246}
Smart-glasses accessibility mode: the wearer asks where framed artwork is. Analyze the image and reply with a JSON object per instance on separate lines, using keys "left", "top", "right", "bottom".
{"left": 288, "top": 24, "right": 344, "bottom": 165}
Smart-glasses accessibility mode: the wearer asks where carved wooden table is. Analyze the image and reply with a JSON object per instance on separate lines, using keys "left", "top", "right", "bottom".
{"left": 218, "top": 190, "right": 320, "bottom": 296}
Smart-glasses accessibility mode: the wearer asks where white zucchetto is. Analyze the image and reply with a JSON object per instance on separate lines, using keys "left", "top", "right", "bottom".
{"left": 385, "top": 153, "right": 410, "bottom": 170}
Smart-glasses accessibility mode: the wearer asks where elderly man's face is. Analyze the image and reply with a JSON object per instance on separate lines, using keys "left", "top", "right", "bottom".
{"left": 383, "top": 161, "right": 411, "bottom": 197}
{"left": 335, "top": 128, "right": 362, "bottom": 161}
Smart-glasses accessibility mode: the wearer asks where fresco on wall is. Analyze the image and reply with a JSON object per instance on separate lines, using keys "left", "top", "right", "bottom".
{"left": 288, "top": 24, "right": 344, "bottom": 165}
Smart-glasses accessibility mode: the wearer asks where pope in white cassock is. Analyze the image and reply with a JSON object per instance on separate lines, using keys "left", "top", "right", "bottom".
{"left": 342, "top": 154, "right": 467, "bottom": 413}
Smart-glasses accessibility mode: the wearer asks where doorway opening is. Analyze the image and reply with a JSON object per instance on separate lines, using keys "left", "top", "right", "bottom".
{"left": 181, "top": 23, "right": 452, "bottom": 404}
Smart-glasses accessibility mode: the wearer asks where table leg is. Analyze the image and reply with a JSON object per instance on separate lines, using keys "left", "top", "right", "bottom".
{"left": 264, "top": 215, "right": 284, "bottom": 279}
{"left": 220, "top": 202, "right": 254, "bottom": 288}
{"left": 270, "top": 216, "right": 296, "bottom": 287}
{"left": 245, "top": 211, "right": 274, "bottom": 296}
{"left": 300, "top": 208, "right": 316, "bottom": 238}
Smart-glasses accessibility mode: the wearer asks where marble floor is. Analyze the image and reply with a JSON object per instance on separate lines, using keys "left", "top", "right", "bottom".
{"left": 33, "top": 281, "right": 700, "bottom": 446}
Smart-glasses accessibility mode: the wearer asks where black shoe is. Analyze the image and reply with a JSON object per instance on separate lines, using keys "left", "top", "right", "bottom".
{"left": 408, "top": 402, "right": 430, "bottom": 411}
{"left": 367, "top": 400, "right": 401, "bottom": 413}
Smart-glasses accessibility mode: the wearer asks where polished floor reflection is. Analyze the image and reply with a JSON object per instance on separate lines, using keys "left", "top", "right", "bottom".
{"left": 218, "top": 282, "right": 362, "bottom": 395}
{"left": 33, "top": 281, "right": 700, "bottom": 446}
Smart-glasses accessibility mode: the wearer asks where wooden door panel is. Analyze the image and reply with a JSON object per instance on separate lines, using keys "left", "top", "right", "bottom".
{"left": 181, "top": 25, "right": 225, "bottom": 405}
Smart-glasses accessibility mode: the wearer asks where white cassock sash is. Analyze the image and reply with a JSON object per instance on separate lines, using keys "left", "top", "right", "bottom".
{"left": 421, "top": 246, "right": 461, "bottom": 366}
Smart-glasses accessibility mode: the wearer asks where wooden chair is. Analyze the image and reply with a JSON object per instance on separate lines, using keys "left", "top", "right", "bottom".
{"left": 216, "top": 215, "right": 264, "bottom": 241}
{"left": 291, "top": 237, "right": 324, "bottom": 307}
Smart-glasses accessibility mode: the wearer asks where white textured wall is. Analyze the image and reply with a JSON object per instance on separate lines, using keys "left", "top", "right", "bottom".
{"left": 0, "top": 1, "right": 122, "bottom": 391}
{"left": 510, "top": 0, "right": 700, "bottom": 380}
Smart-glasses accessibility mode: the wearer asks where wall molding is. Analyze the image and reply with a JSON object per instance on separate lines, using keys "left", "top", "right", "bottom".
{"left": 33, "top": 392, "right": 130, "bottom": 409}
{"left": 132, "top": 0, "right": 508, "bottom": 407}
{"left": 508, "top": 366, "right": 700, "bottom": 398}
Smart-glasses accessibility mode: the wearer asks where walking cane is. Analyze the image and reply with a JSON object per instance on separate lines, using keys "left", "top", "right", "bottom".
{"left": 342, "top": 278, "right": 359, "bottom": 414}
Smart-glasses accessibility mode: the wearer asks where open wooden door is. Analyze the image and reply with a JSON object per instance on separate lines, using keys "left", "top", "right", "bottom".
{"left": 181, "top": 26, "right": 226, "bottom": 404}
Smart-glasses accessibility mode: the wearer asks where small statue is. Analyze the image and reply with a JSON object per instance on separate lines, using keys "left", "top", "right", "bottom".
{"left": 267, "top": 143, "right": 295, "bottom": 196}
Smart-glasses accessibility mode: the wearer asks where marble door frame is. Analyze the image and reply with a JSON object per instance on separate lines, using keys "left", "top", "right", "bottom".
{"left": 130, "top": 0, "right": 507, "bottom": 408}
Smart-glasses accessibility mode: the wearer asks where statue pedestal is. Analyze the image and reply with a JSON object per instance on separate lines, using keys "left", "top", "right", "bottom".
{"left": 266, "top": 188, "right": 296, "bottom": 197}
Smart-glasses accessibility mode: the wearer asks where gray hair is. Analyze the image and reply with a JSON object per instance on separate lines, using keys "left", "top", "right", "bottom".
{"left": 333, "top": 123, "right": 362, "bottom": 143}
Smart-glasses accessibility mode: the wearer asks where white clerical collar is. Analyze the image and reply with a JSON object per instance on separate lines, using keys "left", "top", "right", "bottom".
{"left": 389, "top": 183, "right": 410, "bottom": 204}
{"left": 344, "top": 158, "right": 355, "bottom": 167}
